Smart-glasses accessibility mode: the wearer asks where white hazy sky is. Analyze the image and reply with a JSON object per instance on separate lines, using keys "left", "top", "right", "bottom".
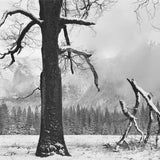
{"left": 0, "top": 0, "right": 160, "bottom": 59}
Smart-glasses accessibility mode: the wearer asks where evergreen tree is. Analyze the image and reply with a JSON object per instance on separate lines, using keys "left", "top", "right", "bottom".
{"left": 17, "top": 107, "right": 22, "bottom": 122}
{"left": 0, "top": 107, "right": 3, "bottom": 134}
{"left": 10, "top": 106, "right": 17, "bottom": 124}
{"left": 16, "top": 107, "right": 27, "bottom": 134}
{"left": 0, "top": 102, "right": 10, "bottom": 134}
{"left": 69, "top": 107, "right": 76, "bottom": 134}
{"left": 75, "top": 104, "right": 83, "bottom": 134}
{"left": 103, "top": 107, "right": 111, "bottom": 134}
{"left": 95, "top": 108, "right": 103, "bottom": 134}
{"left": 22, "top": 108, "right": 27, "bottom": 124}
{"left": 63, "top": 108, "right": 70, "bottom": 135}
{"left": 26, "top": 106, "right": 33, "bottom": 130}
{"left": 102, "top": 123, "right": 109, "bottom": 135}
{"left": 84, "top": 109, "right": 90, "bottom": 134}
{"left": 105, "top": 107, "right": 111, "bottom": 124}
{"left": 34, "top": 106, "right": 40, "bottom": 134}
{"left": 89, "top": 107, "right": 96, "bottom": 134}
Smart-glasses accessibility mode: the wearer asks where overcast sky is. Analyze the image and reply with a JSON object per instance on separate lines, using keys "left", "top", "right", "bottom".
{"left": 0, "top": 0, "right": 160, "bottom": 58}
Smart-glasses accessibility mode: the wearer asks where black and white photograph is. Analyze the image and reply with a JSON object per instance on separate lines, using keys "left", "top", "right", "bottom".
{"left": 0, "top": 0, "right": 160, "bottom": 159}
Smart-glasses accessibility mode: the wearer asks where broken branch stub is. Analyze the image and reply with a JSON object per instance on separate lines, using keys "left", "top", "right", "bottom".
{"left": 129, "top": 79, "right": 160, "bottom": 116}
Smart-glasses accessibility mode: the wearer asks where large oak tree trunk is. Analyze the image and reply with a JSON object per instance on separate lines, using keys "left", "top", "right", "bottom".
{"left": 36, "top": 0, "right": 70, "bottom": 157}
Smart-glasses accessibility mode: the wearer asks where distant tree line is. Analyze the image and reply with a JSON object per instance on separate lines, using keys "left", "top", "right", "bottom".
{"left": 0, "top": 102, "right": 160, "bottom": 135}
{"left": 0, "top": 102, "right": 40, "bottom": 135}
{"left": 63, "top": 102, "right": 160, "bottom": 135}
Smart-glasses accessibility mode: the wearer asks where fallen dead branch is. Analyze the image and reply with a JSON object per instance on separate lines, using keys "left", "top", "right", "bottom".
{"left": 115, "top": 78, "right": 160, "bottom": 151}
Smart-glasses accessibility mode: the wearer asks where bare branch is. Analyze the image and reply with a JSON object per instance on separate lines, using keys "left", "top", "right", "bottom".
{"left": 129, "top": 79, "right": 160, "bottom": 116}
{"left": 0, "top": 20, "right": 37, "bottom": 67}
{"left": 62, "top": 0, "right": 117, "bottom": 20}
{"left": 116, "top": 78, "right": 160, "bottom": 150}
{"left": 134, "top": 0, "right": 160, "bottom": 24}
{"left": 63, "top": 25, "right": 71, "bottom": 46}
{"left": 119, "top": 100, "right": 137, "bottom": 121}
{"left": 127, "top": 78, "right": 160, "bottom": 143}
{"left": 127, "top": 78, "right": 141, "bottom": 115}
{"left": 0, "top": 9, "right": 42, "bottom": 27}
{"left": 60, "top": 17, "right": 95, "bottom": 26}
{"left": 17, "top": 87, "right": 40, "bottom": 99}
{"left": 60, "top": 47, "right": 91, "bottom": 57}
{"left": 62, "top": 25, "right": 74, "bottom": 74}
{"left": 115, "top": 78, "right": 143, "bottom": 150}
{"left": 116, "top": 100, "right": 144, "bottom": 149}
{"left": 60, "top": 46, "right": 100, "bottom": 91}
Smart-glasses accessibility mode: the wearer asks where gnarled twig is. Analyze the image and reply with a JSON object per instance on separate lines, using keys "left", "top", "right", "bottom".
{"left": 0, "top": 20, "right": 37, "bottom": 67}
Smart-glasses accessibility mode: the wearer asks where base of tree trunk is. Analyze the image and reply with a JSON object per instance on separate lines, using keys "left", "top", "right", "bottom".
{"left": 36, "top": 142, "right": 71, "bottom": 157}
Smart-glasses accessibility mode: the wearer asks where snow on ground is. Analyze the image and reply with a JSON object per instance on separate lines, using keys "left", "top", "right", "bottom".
{"left": 0, "top": 135, "right": 159, "bottom": 160}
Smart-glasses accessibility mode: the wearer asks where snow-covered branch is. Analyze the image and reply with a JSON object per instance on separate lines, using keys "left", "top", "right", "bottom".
{"left": 119, "top": 100, "right": 137, "bottom": 121}
{"left": 129, "top": 79, "right": 160, "bottom": 116}
{"left": 116, "top": 78, "right": 160, "bottom": 149}
{"left": 116, "top": 100, "right": 144, "bottom": 150}
{"left": 0, "top": 9, "right": 42, "bottom": 27}
{"left": 60, "top": 17, "right": 95, "bottom": 26}
{"left": 115, "top": 79, "right": 144, "bottom": 150}
{"left": 127, "top": 78, "right": 141, "bottom": 115}
{"left": 119, "top": 100, "right": 144, "bottom": 136}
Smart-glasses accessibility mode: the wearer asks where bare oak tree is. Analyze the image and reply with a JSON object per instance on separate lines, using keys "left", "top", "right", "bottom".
{"left": 0, "top": 0, "right": 116, "bottom": 157}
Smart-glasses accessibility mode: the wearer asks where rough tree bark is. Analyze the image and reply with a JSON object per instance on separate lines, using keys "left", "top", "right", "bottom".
{"left": 36, "top": 0, "right": 70, "bottom": 157}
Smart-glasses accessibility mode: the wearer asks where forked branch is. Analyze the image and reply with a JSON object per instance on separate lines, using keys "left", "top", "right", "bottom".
{"left": 60, "top": 46, "right": 100, "bottom": 91}
{"left": 0, "top": 9, "right": 42, "bottom": 27}
{"left": 128, "top": 79, "right": 160, "bottom": 116}
{"left": 115, "top": 79, "right": 143, "bottom": 150}
{"left": 116, "top": 78, "right": 160, "bottom": 150}
{"left": 0, "top": 20, "right": 37, "bottom": 67}
{"left": 134, "top": 0, "right": 160, "bottom": 23}
{"left": 120, "top": 100, "right": 144, "bottom": 138}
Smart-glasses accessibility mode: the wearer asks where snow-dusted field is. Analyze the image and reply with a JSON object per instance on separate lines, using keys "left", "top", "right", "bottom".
{"left": 0, "top": 135, "right": 159, "bottom": 160}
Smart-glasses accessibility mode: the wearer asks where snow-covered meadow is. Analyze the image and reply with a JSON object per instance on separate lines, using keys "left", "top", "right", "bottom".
{"left": 0, "top": 135, "right": 159, "bottom": 160}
